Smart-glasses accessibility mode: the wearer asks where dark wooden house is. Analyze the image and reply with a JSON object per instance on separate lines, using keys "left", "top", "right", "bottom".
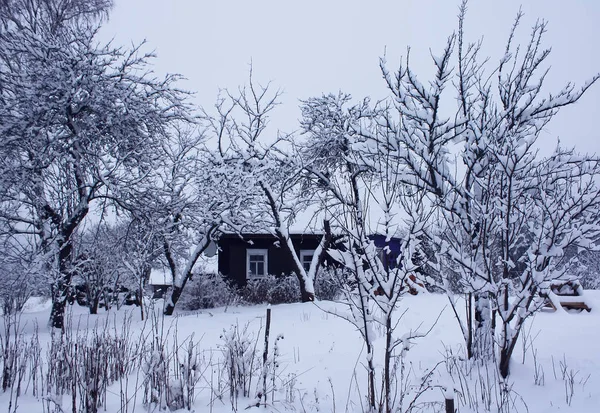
{"left": 217, "top": 232, "right": 407, "bottom": 286}
{"left": 218, "top": 233, "right": 326, "bottom": 286}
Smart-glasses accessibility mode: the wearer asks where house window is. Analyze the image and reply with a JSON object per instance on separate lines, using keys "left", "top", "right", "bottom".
{"left": 300, "top": 249, "right": 316, "bottom": 272}
{"left": 247, "top": 249, "right": 268, "bottom": 278}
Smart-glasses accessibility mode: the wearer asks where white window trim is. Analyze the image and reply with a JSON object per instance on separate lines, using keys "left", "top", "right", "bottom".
{"left": 300, "top": 249, "right": 316, "bottom": 272}
{"left": 246, "top": 249, "right": 268, "bottom": 279}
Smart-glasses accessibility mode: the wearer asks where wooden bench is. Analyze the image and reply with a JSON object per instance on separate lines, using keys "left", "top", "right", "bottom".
{"left": 543, "top": 299, "right": 591, "bottom": 312}
{"left": 541, "top": 279, "right": 592, "bottom": 312}
{"left": 561, "top": 301, "right": 592, "bottom": 311}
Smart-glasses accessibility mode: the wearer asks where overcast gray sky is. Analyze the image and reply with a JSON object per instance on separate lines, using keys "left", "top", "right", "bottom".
{"left": 101, "top": 0, "right": 600, "bottom": 155}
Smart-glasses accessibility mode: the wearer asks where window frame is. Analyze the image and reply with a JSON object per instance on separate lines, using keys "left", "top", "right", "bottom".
{"left": 246, "top": 248, "right": 269, "bottom": 279}
{"left": 300, "top": 249, "right": 316, "bottom": 273}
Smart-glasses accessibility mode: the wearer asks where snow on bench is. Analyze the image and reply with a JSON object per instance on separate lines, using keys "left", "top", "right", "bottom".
{"left": 541, "top": 279, "right": 592, "bottom": 313}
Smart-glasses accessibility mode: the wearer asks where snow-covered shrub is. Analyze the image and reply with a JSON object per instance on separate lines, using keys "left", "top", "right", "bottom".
{"left": 172, "top": 335, "right": 205, "bottom": 410}
{"left": 219, "top": 321, "right": 262, "bottom": 410}
{"left": 141, "top": 311, "right": 182, "bottom": 410}
{"left": 46, "top": 332, "right": 74, "bottom": 400}
{"left": 0, "top": 258, "right": 43, "bottom": 316}
{"left": 177, "top": 272, "right": 237, "bottom": 310}
{"left": 44, "top": 313, "right": 139, "bottom": 413}
{"left": 443, "top": 346, "right": 527, "bottom": 413}
{"left": 239, "top": 275, "right": 301, "bottom": 305}
{"left": 139, "top": 309, "right": 208, "bottom": 411}
{"left": 0, "top": 281, "right": 30, "bottom": 317}
{"left": 266, "top": 276, "right": 301, "bottom": 304}
{"left": 238, "top": 278, "right": 271, "bottom": 305}
{"left": 77, "top": 334, "right": 114, "bottom": 412}
{"left": 0, "top": 311, "right": 42, "bottom": 410}
{"left": 142, "top": 346, "right": 168, "bottom": 408}
{"left": 267, "top": 333, "right": 284, "bottom": 403}
{"left": 141, "top": 309, "right": 180, "bottom": 410}
{"left": 42, "top": 316, "right": 142, "bottom": 413}
{"left": 314, "top": 268, "right": 344, "bottom": 301}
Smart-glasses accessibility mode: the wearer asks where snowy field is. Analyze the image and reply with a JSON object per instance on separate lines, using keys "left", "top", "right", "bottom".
{"left": 1, "top": 292, "right": 599, "bottom": 413}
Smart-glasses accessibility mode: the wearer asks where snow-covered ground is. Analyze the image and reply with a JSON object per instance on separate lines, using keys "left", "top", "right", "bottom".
{"left": 2, "top": 292, "right": 600, "bottom": 412}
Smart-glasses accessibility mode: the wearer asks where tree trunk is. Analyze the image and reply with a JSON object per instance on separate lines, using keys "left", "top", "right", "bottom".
{"left": 275, "top": 229, "right": 314, "bottom": 302}
{"left": 138, "top": 285, "right": 145, "bottom": 321}
{"left": 89, "top": 297, "right": 98, "bottom": 315}
{"left": 299, "top": 285, "right": 315, "bottom": 302}
{"left": 499, "top": 347, "right": 511, "bottom": 379}
{"left": 312, "top": 220, "right": 335, "bottom": 299}
{"left": 49, "top": 240, "right": 74, "bottom": 330}
{"left": 86, "top": 287, "right": 100, "bottom": 315}
{"left": 466, "top": 293, "right": 473, "bottom": 359}
{"left": 498, "top": 323, "right": 521, "bottom": 378}
{"left": 384, "top": 314, "right": 393, "bottom": 413}
{"left": 367, "top": 349, "right": 376, "bottom": 412}
{"left": 49, "top": 297, "right": 68, "bottom": 330}
{"left": 162, "top": 227, "right": 217, "bottom": 316}
{"left": 472, "top": 291, "right": 494, "bottom": 360}
{"left": 445, "top": 397, "right": 455, "bottom": 413}
{"left": 356, "top": 284, "right": 376, "bottom": 411}
{"left": 164, "top": 285, "right": 183, "bottom": 316}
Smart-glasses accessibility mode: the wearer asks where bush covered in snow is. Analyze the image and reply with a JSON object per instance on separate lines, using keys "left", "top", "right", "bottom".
{"left": 175, "top": 270, "right": 347, "bottom": 310}
{"left": 239, "top": 275, "right": 301, "bottom": 305}
{"left": 314, "top": 268, "right": 345, "bottom": 301}
{"left": 238, "top": 269, "right": 347, "bottom": 305}
{"left": 177, "top": 273, "right": 238, "bottom": 310}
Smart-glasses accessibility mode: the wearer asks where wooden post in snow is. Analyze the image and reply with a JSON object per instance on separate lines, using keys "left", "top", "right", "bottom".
{"left": 262, "top": 306, "right": 272, "bottom": 406}
{"left": 445, "top": 397, "right": 455, "bottom": 413}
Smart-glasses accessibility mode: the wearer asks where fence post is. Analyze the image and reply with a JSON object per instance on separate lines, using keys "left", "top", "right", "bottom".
{"left": 445, "top": 397, "right": 455, "bottom": 413}
{"left": 262, "top": 306, "right": 272, "bottom": 406}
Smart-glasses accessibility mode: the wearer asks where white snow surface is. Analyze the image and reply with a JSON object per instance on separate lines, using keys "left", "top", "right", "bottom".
{"left": 4, "top": 292, "right": 600, "bottom": 412}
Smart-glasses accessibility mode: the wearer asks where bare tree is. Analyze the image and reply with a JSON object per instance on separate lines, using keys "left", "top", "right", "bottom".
{"left": 70, "top": 221, "right": 145, "bottom": 315}
{"left": 119, "top": 217, "right": 163, "bottom": 319}
{"left": 70, "top": 225, "right": 117, "bottom": 314}
{"left": 118, "top": 124, "right": 257, "bottom": 316}
{"left": 0, "top": 0, "right": 113, "bottom": 34}
{"left": 206, "top": 72, "right": 335, "bottom": 302}
{"left": 299, "top": 93, "right": 436, "bottom": 412}
{"left": 376, "top": 1, "right": 600, "bottom": 377}
{"left": 0, "top": 0, "right": 192, "bottom": 329}
{"left": 0, "top": 233, "right": 44, "bottom": 314}
{"left": 155, "top": 129, "right": 232, "bottom": 316}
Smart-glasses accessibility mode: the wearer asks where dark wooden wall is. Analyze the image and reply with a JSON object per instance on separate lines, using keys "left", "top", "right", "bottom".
{"left": 218, "top": 234, "right": 322, "bottom": 286}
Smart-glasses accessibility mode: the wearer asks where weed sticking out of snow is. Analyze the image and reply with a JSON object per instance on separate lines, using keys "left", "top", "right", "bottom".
{"left": 0, "top": 293, "right": 598, "bottom": 412}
